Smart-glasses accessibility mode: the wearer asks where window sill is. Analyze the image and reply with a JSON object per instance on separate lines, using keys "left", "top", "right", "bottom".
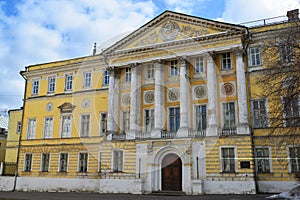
{"left": 220, "top": 69, "right": 234, "bottom": 75}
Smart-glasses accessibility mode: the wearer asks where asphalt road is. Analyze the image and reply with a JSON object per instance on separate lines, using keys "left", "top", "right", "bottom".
{"left": 0, "top": 192, "right": 273, "bottom": 200}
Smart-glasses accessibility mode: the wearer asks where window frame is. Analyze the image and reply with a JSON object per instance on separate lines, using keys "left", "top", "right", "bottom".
{"left": 194, "top": 56, "right": 205, "bottom": 74}
{"left": 222, "top": 102, "right": 237, "bottom": 129}
{"left": 59, "top": 152, "right": 68, "bottom": 172}
{"left": 283, "top": 97, "right": 300, "bottom": 127}
{"left": 169, "top": 107, "right": 180, "bottom": 131}
{"left": 255, "top": 146, "right": 272, "bottom": 173}
{"left": 48, "top": 76, "right": 56, "bottom": 93}
{"left": 65, "top": 74, "right": 73, "bottom": 91}
{"left": 251, "top": 99, "right": 269, "bottom": 128}
{"left": 112, "top": 150, "right": 124, "bottom": 172}
{"left": 248, "top": 47, "right": 262, "bottom": 66}
{"left": 103, "top": 70, "right": 110, "bottom": 85}
{"left": 40, "top": 153, "right": 50, "bottom": 172}
{"left": 32, "top": 79, "right": 39, "bottom": 95}
{"left": 24, "top": 153, "right": 32, "bottom": 172}
{"left": 60, "top": 115, "right": 72, "bottom": 138}
{"left": 43, "top": 116, "right": 53, "bottom": 139}
{"left": 219, "top": 146, "right": 237, "bottom": 173}
{"left": 220, "top": 52, "right": 232, "bottom": 70}
{"left": 99, "top": 112, "right": 107, "bottom": 136}
{"left": 145, "top": 63, "right": 154, "bottom": 80}
{"left": 125, "top": 67, "right": 131, "bottom": 83}
{"left": 80, "top": 114, "right": 90, "bottom": 137}
{"left": 83, "top": 71, "right": 92, "bottom": 88}
{"left": 169, "top": 60, "right": 179, "bottom": 76}
{"left": 194, "top": 104, "right": 207, "bottom": 131}
{"left": 280, "top": 45, "right": 295, "bottom": 64}
{"left": 288, "top": 146, "right": 300, "bottom": 173}
{"left": 144, "top": 108, "right": 154, "bottom": 133}
{"left": 17, "top": 121, "right": 22, "bottom": 134}
{"left": 78, "top": 152, "right": 88, "bottom": 173}
{"left": 26, "top": 118, "right": 37, "bottom": 139}
{"left": 121, "top": 110, "right": 130, "bottom": 132}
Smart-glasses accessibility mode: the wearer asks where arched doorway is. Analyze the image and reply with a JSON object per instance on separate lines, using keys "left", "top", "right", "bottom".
{"left": 161, "top": 154, "right": 182, "bottom": 191}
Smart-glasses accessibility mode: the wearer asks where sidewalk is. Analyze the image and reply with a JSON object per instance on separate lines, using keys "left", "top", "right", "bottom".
{"left": 0, "top": 192, "right": 271, "bottom": 200}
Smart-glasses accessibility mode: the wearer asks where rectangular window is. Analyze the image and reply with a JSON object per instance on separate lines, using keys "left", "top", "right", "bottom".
{"left": 146, "top": 64, "right": 154, "bottom": 79}
{"left": 59, "top": 153, "right": 68, "bottom": 172}
{"left": 223, "top": 102, "right": 236, "bottom": 128}
{"left": 194, "top": 56, "right": 204, "bottom": 73}
{"left": 195, "top": 105, "right": 207, "bottom": 131}
{"left": 169, "top": 60, "right": 179, "bottom": 76}
{"left": 41, "top": 153, "right": 50, "bottom": 172}
{"left": 284, "top": 98, "right": 299, "bottom": 127}
{"left": 103, "top": 70, "right": 110, "bottom": 85}
{"left": 289, "top": 147, "right": 300, "bottom": 173}
{"left": 48, "top": 77, "right": 56, "bottom": 93}
{"left": 65, "top": 74, "right": 73, "bottom": 91}
{"left": 43, "top": 117, "right": 53, "bottom": 138}
{"left": 84, "top": 72, "right": 92, "bottom": 88}
{"left": 125, "top": 68, "right": 131, "bottom": 82}
{"left": 32, "top": 80, "right": 39, "bottom": 95}
{"left": 27, "top": 118, "right": 36, "bottom": 139}
{"left": 280, "top": 45, "right": 295, "bottom": 64}
{"left": 252, "top": 99, "right": 268, "bottom": 128}
{"left": 249, "top": 47, "right": 262, "bottom": 66}
{"left": 78, "top": 153, "right": 88, "bottom": 173}
{"left": 122, "top": 111, "right": 130, "bottom": 132}
{"left": 17, "top": 121, "right": 22, "bottom": 134}
{"left": 100, "top": 113, "right": 107, "bottom": 135}
{"left": 80, "top": 114, "right": 90, "bottom": 137}
{"left": 221, "top": 147, "right": 235, "bottom": 173}
{"left": 169, "top": 107, "right": 180, "bottom": 131}
{"left": 113, "top": 150, "right": 123, "bottom": 172}
{"left": 255, "top": 147, "right": 271, "bottom": 173}
{"left": 145, "top": 109, "right": 154, "bottom": 132}
{"left": 61, "top": 115, "right": 72, "bottom": 138}
{"left": 221, "top": 53, "right": 232, "bottom": 70}
{"left": 24, "top": 154, "right": 32, "bottom": 172}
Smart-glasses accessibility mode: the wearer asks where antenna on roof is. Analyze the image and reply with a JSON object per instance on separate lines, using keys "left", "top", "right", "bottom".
{"left": 93, "top": 43, "right": 97, "bottom": 55}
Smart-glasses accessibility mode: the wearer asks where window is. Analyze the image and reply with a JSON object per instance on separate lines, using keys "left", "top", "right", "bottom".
{"left": 65, "top": 74, "right": 73, "bottom": 91}
{"left": 252, "top": 99, "right": 268, "bottom": 128}
{"left": 145, "top": 109, "right": 154, "bottom": 132}
{"left": 169, "top": 60, "right": 179, "bottom": 76}
{"left": 27, "top": 119, "right": 36, "bottom": 139}
{"left": 84, "top": 72, "right": 92, "bottom": 88}
{"left": 221, "top": 53, "right": 232, "bottom": 70}
{"left": 48, "top": 77, "right": 56, "bottom": 93}
{"left": 78, "top": 153, "right": 88, "bottom": 173}
{"left": 221, "top": 147, "right": 235, "bottom": 173}
{"left": 280, "top": 45, "right": 295, "bottom": 64}
{"left": 289, "top": 147, "right": 300, "bottom": 173}
{"left": 113, "top": 150, "right": 123, "bottom": 172}
{"left": 249, "top": 47, "right": 262, "bottom": 66}
{"left": 59, "top": 153, "right": 68, "bottom": 172}
{"left": 223, "top": 102, "right": 236, "bottom": 128}
{"left": 284, "top": 98, "right": 299, "bottom": 127}
{"left": 61, "top": 115, "right": 72, "bottom": 138}
{"left": 41, "top": 153, "right": 50, "bottom": 172}
{"left": 24, "top": 154, "right": 32, "bottom": 172}
{"left": 169, "top": 107, "right": 180, "bottom": 131}
{"left": 32, "top": 80, "right": 39, "bottom": 95}
{"left": 146, "top": 64, "right": 154, "bottom": 79}
{"left": 122, "top": 111, "right": 130, "bottom": 132}
{"left": 17, "top": 121, "right": 22, "bottom": 134}
{"left": 125, "top": 68, "right": 131, "bottom": 82}
{"left": 255, "top": 147, "right": 271, "bottom": 173}
{"left": 43, "top": 117, "right": 53, "bottom": 138}
{"left": 80, "top": 114, "right": 90, "bottom": 137}
{"left": 195, "top": 105, "right": 207, "bottom": 131}
{"left": 103, "top": 70, "right": 109, "bottom": 85}
{"left": 194, "top": 56, "right": 204, "bottom": 73}
{"left": 100, "top": 113, "right": 107, "bottom": 135}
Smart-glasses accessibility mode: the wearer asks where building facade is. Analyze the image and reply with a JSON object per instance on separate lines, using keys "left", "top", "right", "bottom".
{"left": 12, "top": 10, "right": 300, "bottom": 194}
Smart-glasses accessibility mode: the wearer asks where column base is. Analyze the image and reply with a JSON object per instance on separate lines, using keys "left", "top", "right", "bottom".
{"left": 177, "top": 127, "right": 190, "bottom": 137}
{"left": 151, "top": 129, "right": 162, "bottom": 139}
{"left": 237, "top": 124, "right": 250, "bottom": 135}
{"left": 206, "top": 125, "right": 218, "bottom": 136}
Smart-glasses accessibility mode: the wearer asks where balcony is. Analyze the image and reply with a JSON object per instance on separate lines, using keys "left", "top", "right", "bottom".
{"left": 161, "top": 131, "right": 177, "bottom": 139}
{"left": 188, "top": 130, "right": 206, "bottom": 138}
{"left": 112, "top": 132, "right": 126, "bottom": 140}
{"left": 219, "top": 127, "right": 237, "bottom": 136}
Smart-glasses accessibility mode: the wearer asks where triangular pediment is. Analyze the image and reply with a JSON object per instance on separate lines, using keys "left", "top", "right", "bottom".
{"left": 58, "top": 102, "right": 75, "bottom": 113}
{"left": 104, "top": 10, "right": 246, "bottom": 53}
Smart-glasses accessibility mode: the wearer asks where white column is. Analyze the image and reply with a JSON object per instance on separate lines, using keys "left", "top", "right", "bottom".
{"left": 235, "top": 49, "right": 250, "bottom": 134}
{"left": 107, "top": 68, "right": 120, "bottom": 136}
{"left": 151, "top": 61, "right": 165, "bottom": 138}
{"left": 206, "top": 53, "right": 218, "bottom": 136}
{"left": 178, "top": 57, "right": 191, "bottom": 137}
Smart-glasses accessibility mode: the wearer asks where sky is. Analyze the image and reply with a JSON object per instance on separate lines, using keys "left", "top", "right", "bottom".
{"left": 0, "top": 0, "right": 299, "bottom": 113}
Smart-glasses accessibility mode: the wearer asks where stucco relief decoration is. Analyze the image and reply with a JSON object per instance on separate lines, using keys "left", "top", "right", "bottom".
{"left": 159, "top": 21, "right": 180, "bottom": 41}
{"left": 82, "top": 98, "right": 90, "bottom": 108}
{"left": 122, "top": 94, "right": 131, "bottom": 106}
{"left": 134, "top": 32, "right": 159, "bottom": 47}
{"left": 46, "top": 102, "right": 53, "bottom": 112}
{"left": 194, "top": 86, "right": 206, "bottom": 99}
{"left": 144, "top": 91, "right": 155, "bottom": 104}
{"left": 222, "top": 83, "right": 234, "bottom": 95}
{"left": 180, "top": 26, "right": 210, "bottom": 38}
{"left": 168, "top": 88, "right": 180, "bottom": 102}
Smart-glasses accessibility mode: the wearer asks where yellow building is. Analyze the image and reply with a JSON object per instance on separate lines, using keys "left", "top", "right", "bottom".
{"left": 13, "top": 9, "right": 299, "bottom": 194}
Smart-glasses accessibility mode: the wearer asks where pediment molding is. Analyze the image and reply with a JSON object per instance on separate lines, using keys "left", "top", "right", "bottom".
{"left": 58, "top": 102, "right": 76, "bottom": 113}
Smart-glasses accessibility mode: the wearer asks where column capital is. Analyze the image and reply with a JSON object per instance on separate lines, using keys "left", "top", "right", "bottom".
{"left": 232, "top": 48, "right": 245, "bottom": 57}
{"left": 177, "top": 56, "right": 187, "bottom": 66}
{"left": 205, "top": 51, "right": 217, "bottom": 62}
{"left": 107, "top": 67, "right": 120, "bottom": 78}
{"left": 130, "top": 62, "right": 139, "bottom": 69}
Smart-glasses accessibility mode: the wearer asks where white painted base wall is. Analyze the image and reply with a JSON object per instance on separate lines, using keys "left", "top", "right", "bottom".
{"left": 0, "top": 177, "right": 14, "bottom": 191}
{"left": 202, "top": 180, "right": 256, "bottom": 194}
{"left": 99, "top": 179, "right": 143, "bottom": 194}
{"left": 257, "top": 181, "right": 299, "bottom": 193}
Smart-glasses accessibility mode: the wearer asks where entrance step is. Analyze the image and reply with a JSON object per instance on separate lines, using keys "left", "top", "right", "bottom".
{"left": 151, "top": 191, "right": 185, "bottom": 196}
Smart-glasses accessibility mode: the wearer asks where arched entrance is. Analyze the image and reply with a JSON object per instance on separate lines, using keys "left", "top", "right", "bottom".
{"left": 161, "top": 154, "right": 182, "bottom": 191}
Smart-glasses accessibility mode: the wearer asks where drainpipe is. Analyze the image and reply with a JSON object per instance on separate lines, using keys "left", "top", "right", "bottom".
{"left": 244, "top": 28, "right": 259, "bottom": 193}
{"left": 13, "top": 69, "right": 28, "bottom": 191}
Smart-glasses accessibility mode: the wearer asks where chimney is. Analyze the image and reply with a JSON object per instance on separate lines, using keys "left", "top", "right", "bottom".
{"left": 93, "top": 43, "right": 97, "bottom": 55}
{"left": 287, "top": 9, "right": 299, "bottom": 21}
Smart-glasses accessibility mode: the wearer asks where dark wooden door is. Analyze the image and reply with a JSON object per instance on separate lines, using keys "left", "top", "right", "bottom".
{"left": 162, "top": 154, "right": 182, "bottom": 191}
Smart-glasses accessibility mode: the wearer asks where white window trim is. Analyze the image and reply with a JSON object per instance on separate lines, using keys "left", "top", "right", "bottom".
{"left": 248, "top": 46, "right": 263, "bottom": 67}
{"left": 64, "top": 73, "right": 73, "bottom": 91}
{"left": 79, "top": 113, "right": 91, "bottom": 137}
{"left": 102, "top": 70, "right": 110, "bottom": 86}
{"left": 111, "top": 149, "right": 124, "bottom": 172}
{"left": 193, "top": 104, "right": 207, "bottom": 131}
{"left": 124, "top": 67, "right": 131, "bottom": 83}
{"left": 26, "top": 118, "right": 37, "bottom": 140}
{"left": 281, "top": 97, "right": 300, "bottom": 127}
{"left": 193, "top": 56, "right": 206, "bottom": 75}
{"left": 220, "top": 52, "right": 233, "bottom": 70}
{"left": 78, "top": 151, "right": 89, "bottom": 173}
{"left": 99, "top": 112, "right": 107, "bottom": 136}
{"left": 254, "top": 146, "right": 273, "bottom": 173}
{"left": 60, "top": 114, "right": 72, "bottom": 138}
{"left": 168, "top": 106, "right": 180, "bottom": 131}
{"left": 47, "top": 75, "right": 56, "bottom": 93}
{"left": 23, "top": 153, "right": 33, "bottom": 172}
{"left": 220, "top": 101, "right": 238, "bottom": 128}
{"left": 168, "top": 60, "right": 179, "bottom": 77}
{"left": 58, "top": 152, "right": 69, "bottom": 172}
{"left": 251, "top": 98, "right": 270, "bottom": 128}
{"left": 40, "top": 153, "right": 50, "bottom": 172}
{"left": 17, "top": 121, "right": 22, "bottom": 134}
{"left": 83, "top": 71, "right": 92, "bottom": 88}
{"left": 120, "top": 110, "right": 130, "bottom": 133}
{"left": 43, "top": 116, "right": 54, "bottom": 139}
{"left": 287, "top": 145, "right": 300, "bottom": 173}
{"left": 143, "top": 108, "right": 154, "bottom": 133}
{"left": 219, "top": 146, "right": 238, "bottom": 173}
{"left": 31, "top": 79, "right": 40, "bottom": 95}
